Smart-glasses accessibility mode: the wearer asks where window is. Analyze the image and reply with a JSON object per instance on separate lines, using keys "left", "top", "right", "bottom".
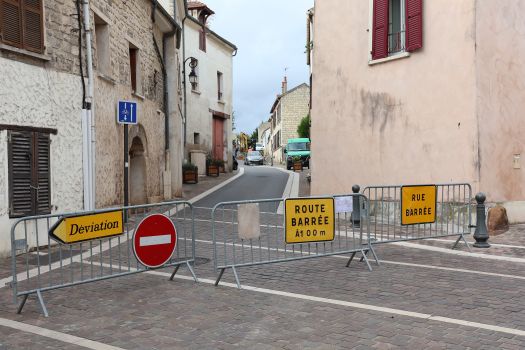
{"left": 217, "top": 71, "right": 223, "bottom": 101}
{"left": 8, "top": 130, "right": 51, "bottom": 218}
{"left": 0, "top": 0, "right": 44, "bottom": 53}
{"left": 94, "top": 14, "right": 110, "bottom": 76}
{"left": 129, "top": 44, "right": 140, "bottom": 93}
{"left": 371, "top": 0, "right": 422, "bottom": 61}
{"left": 194, "top": 132, "right": 200, "bottom": 145}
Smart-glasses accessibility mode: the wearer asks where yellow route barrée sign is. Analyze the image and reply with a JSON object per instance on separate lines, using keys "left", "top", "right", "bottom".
{"left": 285, "top": 197, "right": 335, "bottom": 244}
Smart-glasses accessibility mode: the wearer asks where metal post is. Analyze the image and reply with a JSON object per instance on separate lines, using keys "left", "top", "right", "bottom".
{"left": 124, "top": 125, "right": 129, "bottom": 220}
{"left": 473, "top": 192, "right": 490, "bottom": 248}
{"left": 351, "top": 185, "right": 361, "bottom": 228}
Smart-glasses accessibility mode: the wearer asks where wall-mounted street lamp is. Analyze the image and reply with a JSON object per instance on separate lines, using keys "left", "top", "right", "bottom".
{"left": 183, "top": 57, "right": 198, "bottom": 148}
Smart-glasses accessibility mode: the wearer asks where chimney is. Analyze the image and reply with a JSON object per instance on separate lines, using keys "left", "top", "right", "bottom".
{"left": 282, "top": 76, "right": 288, "bottom": 95}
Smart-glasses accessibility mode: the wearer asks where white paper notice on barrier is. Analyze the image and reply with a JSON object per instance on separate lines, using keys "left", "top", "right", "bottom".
{"left": 238, "top": 203, "right": 261, "bottom": 240}
{"left": 335, "top": 196, "right": 353, "bottom": 214}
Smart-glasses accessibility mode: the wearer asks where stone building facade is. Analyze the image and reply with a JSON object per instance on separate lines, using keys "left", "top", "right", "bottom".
{"left": 0, "top": 0, "right": 185, "bottom": 256}
{"left": 269, "top": 79, "right": 310, "bottom": 164}
{"left": 90, "top": 0, "right": 184, "bottom": 206}
{"left": 309, "top": 0, "right": 525, "bottom": 223}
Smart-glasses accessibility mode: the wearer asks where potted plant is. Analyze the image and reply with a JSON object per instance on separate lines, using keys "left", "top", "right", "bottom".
{"left": 292, "top": 156, "right": 303, "bottom": 172}
{"left": 182, "top": 162, "right": 198, "bottom": 184}
{"left": 214, "top": 158, "right": 226, "bottom": 173}
{"left": 206, "top": 155, "right": 220, "bottom": 177}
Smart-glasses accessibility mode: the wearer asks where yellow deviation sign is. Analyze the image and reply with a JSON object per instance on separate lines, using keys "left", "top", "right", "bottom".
{"left": 401, "top": 185, "right": 437, "bottom": 225}
{"left": 285, "top": 197, "right": 335, "bottom": 244}
{"left": 50, "top": 210, "right": 124, "bottom": 244}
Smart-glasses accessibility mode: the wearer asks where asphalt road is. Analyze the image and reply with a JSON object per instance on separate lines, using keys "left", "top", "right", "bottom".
{"left": 193, "top": 164, "right": 289, "bottom": 208}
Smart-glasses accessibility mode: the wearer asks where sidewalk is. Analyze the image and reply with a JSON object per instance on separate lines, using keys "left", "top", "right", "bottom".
{"left": 181, "top": 169, "right": 240, "bottom": 201}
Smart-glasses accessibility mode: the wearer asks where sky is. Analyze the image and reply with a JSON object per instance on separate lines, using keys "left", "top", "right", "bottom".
{"left": 202, "top": 0, "right": 314, "bottom": 134}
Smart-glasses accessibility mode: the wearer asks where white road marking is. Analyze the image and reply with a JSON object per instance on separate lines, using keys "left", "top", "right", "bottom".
{"left": 92, "top": 261, "right": 525, "bottom": 338}
{"left": 428, "top": 238, "right": 525, "bottom": 250}
{"left": 392, "top": 241, "right": 525, "bottom": 263}
{"left": 193, "top": 239, "right": 525, "bottom": 280}
{"left": 189, "top": 167, "right": 245, "bottom": 205}
{"left": 0, "top": 317, "right": 125, "bottom": 350}
{"left": 139, "top": 235, "right": 171, "bottom": 247}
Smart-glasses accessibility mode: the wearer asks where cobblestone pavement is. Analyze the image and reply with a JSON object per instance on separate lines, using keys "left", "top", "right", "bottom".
{"left": 1, "top": 170, "right": 524, "bottom": 349}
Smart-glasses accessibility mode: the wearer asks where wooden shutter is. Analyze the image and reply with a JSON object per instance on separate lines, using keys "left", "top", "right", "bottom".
{"left": 0, "top": 0, "right": 23, "bottom": 48}
{"left": 21, "top": 0, "right": 43, "bottom": 53}
{"left": 406, "top": 0, "right": 423, "bottom": 52}
{"left": 372, "top": 0, "right": 389, "bottom": 60}
{"left": 8, "top": 131, "right": 33, "bottom": 218}
{"left": 35, "top": 132, "right": 50, "bottom": 214}
{"left": 199, "top": 27, "right": 206, "bottom": 52}
{"left": 8, "top": 131, "right": 51, "bottom": 218}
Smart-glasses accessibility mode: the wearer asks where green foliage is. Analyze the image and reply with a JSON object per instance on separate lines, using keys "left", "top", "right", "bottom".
{"left": 182, "top": 162, "right": 197, "bottom": 171}
{"left": 297, "top": 114, "right": 311, "bottom": 139}
{"left": 213, "top": 158, "right": 225, "bottom": 167}
{"left": 248, "top": 128, "right": 259, "bottom": 149}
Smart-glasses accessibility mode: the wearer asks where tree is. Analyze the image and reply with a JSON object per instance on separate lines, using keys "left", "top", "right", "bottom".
{"left": 297, "top": 114, "right": 310, "bottom": 138}
{"left": 248, "top": 128, "right": 259, "bottom": 149}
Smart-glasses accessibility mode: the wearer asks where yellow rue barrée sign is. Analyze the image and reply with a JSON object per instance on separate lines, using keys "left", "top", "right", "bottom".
{"left": 401, "top": 185, "right": 437, "bottom": 225}
{"left": 285, "top": 198, "right": 335, "bottom": 244}
{"left": 50, "top": 210, "right": 124, "bottom": 244}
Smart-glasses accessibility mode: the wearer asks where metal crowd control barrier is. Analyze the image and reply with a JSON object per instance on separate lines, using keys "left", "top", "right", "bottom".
{"left": 212, "top": 195, "right": 378, "bottom": 289}
{"left": 362, "top": 184, "right": 472, "bottom": 252}
{"left": 10, "top": 201, "right": 197, "bottom": 317}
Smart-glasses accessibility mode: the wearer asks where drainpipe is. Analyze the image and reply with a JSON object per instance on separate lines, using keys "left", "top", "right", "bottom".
{"left": 182, "top": 15, "right": 188, "bottom": 151}
{"left": 82, "top": 0, "right": 95, "bottom": 210}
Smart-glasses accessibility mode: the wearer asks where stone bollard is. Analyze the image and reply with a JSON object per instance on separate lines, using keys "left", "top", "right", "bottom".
{"left": 351, "top": 185, "right": 361, "bottom": 228}
{"left": 473, "top": 193, "right": 490, "bottom": 248}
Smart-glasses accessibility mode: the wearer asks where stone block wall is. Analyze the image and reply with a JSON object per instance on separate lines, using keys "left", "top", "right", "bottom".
{"left": 281, "top": 84, "right": 310, "bottom": 145}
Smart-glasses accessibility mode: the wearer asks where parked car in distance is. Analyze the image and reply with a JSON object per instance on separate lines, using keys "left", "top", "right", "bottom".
{"left": 245, "top": 150, "right": 264, "bottom": 166}
{"left": 285, "top": 138, "right": 310, "bottom": 170}
{"left": 255, "top": 142, "right": 264, "bottom": 151}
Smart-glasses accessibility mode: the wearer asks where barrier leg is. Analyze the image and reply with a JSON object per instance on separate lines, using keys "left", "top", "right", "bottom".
{"left": 185, "top": 261, "right": 199, "bottom": 282}
{"left": 16, "top": 295, "right": 28, "bottom": 315}
{"left": 360, "top": 250, "right": 372, "bottom": 272}
{"left": 452, "top": 234, "right": 472, "bottom": 253}
{"left": 169, "top": 265, "right": 180, "bottom": 281}
{"left": 231, "top": 266, "right": 242, "bottom": 289}
{"left": 368, "top": 243, "right": 381, "bottom": 266}
{"left": 346, "top": 252, "right": 357, "bottom": 267}
{"left": 214, "top": 268, "right": 225, "bottom": 286}
{"left": 359, "top": 249, "right": 369, "bottom": 263}
{"left": 36, "top": 290, "right": 49, "bottom": 318}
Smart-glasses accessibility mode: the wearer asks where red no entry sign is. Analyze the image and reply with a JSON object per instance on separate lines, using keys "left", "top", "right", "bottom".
{"left": 133, "top": 214, "right": 177, "bottom": 268}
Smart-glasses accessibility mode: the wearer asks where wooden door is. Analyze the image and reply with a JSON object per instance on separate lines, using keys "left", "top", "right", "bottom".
{"left": 212, "top": 117, "right": 224, "bottom": 160}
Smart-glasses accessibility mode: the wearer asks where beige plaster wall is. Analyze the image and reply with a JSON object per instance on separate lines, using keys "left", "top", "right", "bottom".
{"left": 475, "top": 0, "right": 525, "bottom": 204}
{"left": 311, "top": 0, "right": 479, "bottom": 196}
{"left": 184, "top": 19, "right": 235, "bottom": 169}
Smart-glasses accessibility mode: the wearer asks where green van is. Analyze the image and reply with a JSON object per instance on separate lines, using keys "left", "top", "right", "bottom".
{"left": 284, "top": 138, "right": 311, "bottom": 170}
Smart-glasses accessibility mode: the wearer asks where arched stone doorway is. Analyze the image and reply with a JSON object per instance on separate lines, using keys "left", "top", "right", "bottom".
{"left": 129, "top": 136, "right": 147, "bottom": 205}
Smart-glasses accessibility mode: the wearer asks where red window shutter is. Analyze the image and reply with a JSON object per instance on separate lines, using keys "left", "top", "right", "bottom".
{"left": 0, "top": 0, "right": 23, "bottom": 48}
{"left": 372, "top": 0, "right": 389, "bottom": 60}
{"left": 406, "top": 0, "right": 423, "bottom": 52}
{"left": 21, "top": 0, "right": 43, "bottom": 53}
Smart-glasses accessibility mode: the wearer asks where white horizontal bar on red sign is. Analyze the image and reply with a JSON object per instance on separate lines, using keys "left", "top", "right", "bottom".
{"left": 140, "top": 235, "right": 172, "bottom": 247}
